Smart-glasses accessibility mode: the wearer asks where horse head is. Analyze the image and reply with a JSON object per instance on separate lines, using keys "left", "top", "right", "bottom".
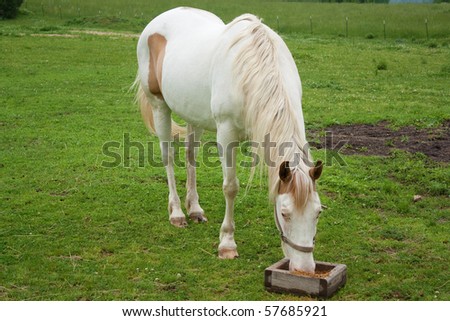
{"left": 275, "top": 160, "right": 323, "bottom": 273}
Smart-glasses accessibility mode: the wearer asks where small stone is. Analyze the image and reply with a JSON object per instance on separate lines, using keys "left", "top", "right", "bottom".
{"left": 413, "top": 195, "right": 422, "bottom": 202}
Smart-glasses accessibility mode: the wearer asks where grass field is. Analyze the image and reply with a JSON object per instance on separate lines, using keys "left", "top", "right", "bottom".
{"left": 1, "top": 1, "right": 449, "bottom": 300}
{"left": 15, "top": 0, "right": 450, "bottom": 39}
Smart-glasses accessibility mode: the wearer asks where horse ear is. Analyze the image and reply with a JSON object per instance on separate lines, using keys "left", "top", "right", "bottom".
{"left": 279, "top": 161, "right": 292, "bottom": 182}
{"left": 309, "top": 160, "right": 323, "bottom": 181}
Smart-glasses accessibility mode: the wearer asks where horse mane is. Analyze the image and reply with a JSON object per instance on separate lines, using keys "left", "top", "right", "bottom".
{"left": 227, "top": 14, "right": 312, "bottom": 207}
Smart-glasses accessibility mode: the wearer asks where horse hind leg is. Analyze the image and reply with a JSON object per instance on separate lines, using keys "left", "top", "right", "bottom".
{"left": 141, "top": 33, "right": 187, "bottom": 227}
{"left": 151, "top": 97, "right": 187, "bottom": 228}
{"left": 185, "top": 124, "right": 207, "bottom": 223}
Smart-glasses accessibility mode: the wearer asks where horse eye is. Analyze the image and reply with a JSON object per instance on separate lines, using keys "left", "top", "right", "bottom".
{"left": 316, "top": 210, "right": 322, "bottom": 219}
{"left": 281, "top": 212, "right": 290, "bottom": 220}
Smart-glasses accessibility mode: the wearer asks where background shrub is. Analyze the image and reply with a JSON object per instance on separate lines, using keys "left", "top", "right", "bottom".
{"left": 0, "top": 0, "right": 24, "bottom": 19}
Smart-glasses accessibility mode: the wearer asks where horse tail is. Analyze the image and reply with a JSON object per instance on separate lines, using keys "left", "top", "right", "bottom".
{"left": 132, "top": 74, "right": 186, "bottom": 137}
{"left": 134, "top": 79, "right": 156, "bottom": 134}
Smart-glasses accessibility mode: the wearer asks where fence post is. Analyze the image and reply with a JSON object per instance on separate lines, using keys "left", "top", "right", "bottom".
{"left": 345, "top": 17, "right": 348, "bottom": 38}
{"left": 277, "top": 16, "right": 279, "bottom": 31}
{"left": 310, "top": 16, "right": 313, "bottom": 35}
{"left": 425, "top": 19, "right": 429, "bottom": 40}
{"left": 383, "top": 20, "right": 386, "bottom": 40}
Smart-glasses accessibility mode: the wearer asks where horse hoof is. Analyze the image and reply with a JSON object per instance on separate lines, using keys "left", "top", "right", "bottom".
{"left": 189, "top": 212, "right": 208, "bottom": 223}
{"left": 218, "top": 248, "right": 239, "bottom": 259}
{"left": 170, "top": 217, "right": 188, "bottom": 228}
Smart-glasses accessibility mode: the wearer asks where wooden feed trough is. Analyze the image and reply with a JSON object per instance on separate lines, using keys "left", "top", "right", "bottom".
{"left": 265, "top": 258, "right": 347, "bottom": 298}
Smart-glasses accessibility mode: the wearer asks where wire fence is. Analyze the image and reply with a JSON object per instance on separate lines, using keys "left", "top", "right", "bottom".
{"left": 21, "top": 0, "right": 450, "bottom": 40}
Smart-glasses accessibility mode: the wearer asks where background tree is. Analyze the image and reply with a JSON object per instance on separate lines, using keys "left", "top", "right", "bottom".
{"left": 0, "top": 0, "right": 24, "bottom": 19}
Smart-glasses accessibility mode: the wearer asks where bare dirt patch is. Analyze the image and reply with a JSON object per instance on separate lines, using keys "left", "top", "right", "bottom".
{"left": 31, "top": 33, "right": 79, "bottom": 38}
{"left": 310, "top": 120, "right": 449, "bottom": 162}
{"left": 73, "top": 30, "right": 139, "bottom": 38}
{"left": 30, "top": 30, "right": 139, "bottom": 38}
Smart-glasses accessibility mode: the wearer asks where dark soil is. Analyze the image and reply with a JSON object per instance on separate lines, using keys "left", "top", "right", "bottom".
{"left": 309, "top": 120, "right": 450, "bottom": 163}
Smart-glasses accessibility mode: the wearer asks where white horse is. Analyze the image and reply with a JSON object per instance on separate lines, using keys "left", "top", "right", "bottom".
{"left": 134, "top": 7, "right": 323, "bottom": 273}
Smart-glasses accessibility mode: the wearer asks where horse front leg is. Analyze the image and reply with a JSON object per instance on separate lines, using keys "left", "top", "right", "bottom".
{"left": 152, "top": 101, "right": 187, "bottom": 228}
{"left": 217, "top": 125, "right": 239, "bottom": 259}
{"left": 185, "top": 124, "right": 207, "bottom": 223}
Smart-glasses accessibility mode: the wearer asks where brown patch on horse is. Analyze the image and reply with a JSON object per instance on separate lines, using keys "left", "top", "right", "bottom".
{"left": 279, "top": 161, "right": 292, "bottom": 183}
{"left": 278, "top": 162, "right": 312, "bottom": 209}
{"left": 278, "top": 161, "right": 296, "bottom": 196}
{"left": 309, "top": 160, "right": 323, "bottom": 191}
{"left": 309, "top": 160, "right": 323, "bottom": 181}
{"left": 147, "top": 33, "right": 166, "bottom": 99}
{"left": 278, "top": 178, "right": 292, "bottom": 195}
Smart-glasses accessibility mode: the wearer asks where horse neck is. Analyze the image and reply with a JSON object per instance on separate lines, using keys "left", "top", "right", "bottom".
{"left": 228, "top": 15, "right": 310, "bottom": 199}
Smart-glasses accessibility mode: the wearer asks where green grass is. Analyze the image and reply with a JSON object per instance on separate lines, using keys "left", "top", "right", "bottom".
{"left": 15, "top": 0, "right": 450, "bottom": 39}
{"left": 284, "top": 35, "right": 450, "bottom": 128}
{"left": 1, "top": 2, "right": 449, "bottom": 300}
